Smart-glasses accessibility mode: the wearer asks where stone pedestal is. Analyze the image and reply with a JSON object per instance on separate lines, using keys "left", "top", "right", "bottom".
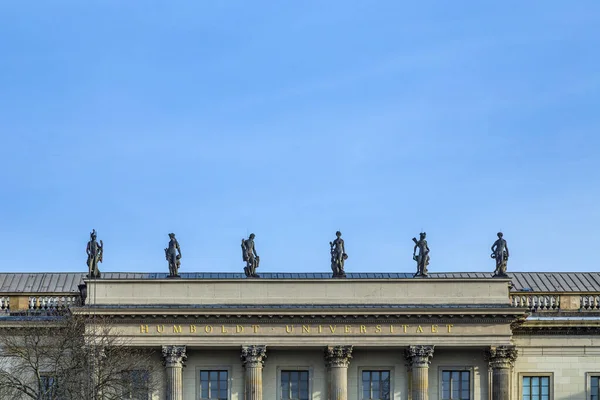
{"left": 325, "top": 345, "right": 353, "bottom": 400}
{"left": 162, "top": 345, "right": 187, "bottom": 400}
{"left": 241, "top": 345, "right": 267, "bottom": 400}
{"left": 404, "top": 345, "right": 434, "bottom": 400}
{"left": 486, "top": 346, "right": 518, "bottom": 400}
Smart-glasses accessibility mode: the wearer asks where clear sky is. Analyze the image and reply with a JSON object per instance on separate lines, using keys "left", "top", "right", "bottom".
{"left": 0, "top": 2, "right": 599, "bottom": 275}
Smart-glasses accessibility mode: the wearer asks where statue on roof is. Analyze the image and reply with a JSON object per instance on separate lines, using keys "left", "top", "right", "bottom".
{"left": 412, "top": 232, "right": 430, "bottom": 277}
{"left": 330, "top": 231, "right": 348, "bottom": 278}
{"left": 86, "top": 229, "right": 103, "bottom": 279}
{"left": 165, "top": 233, "right": 181, "bottom": 278}
{"left": 491, "top": 232, "right": 509, "bottom": 277}
{"left": 242, "top": 233, "right": 260, "bottom": 278}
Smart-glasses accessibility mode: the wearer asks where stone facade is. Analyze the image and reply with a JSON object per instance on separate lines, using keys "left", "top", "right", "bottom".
{"left": 1, "top": 272, "right": 600, "bottom": 400}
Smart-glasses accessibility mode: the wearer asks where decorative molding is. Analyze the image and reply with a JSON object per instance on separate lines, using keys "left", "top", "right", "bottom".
{"left": 161, "top": 345, "right": 187, "bottom": 367}
{"left": 241, "top": 345, "right": 267, "bottom": 368}
{"left": 325, "top": 345, "right": 353, "bottom": 368}
{"left": 485, "top": 345, "right": 517, "bottom": 369}
{"left": 404, "top": 345, "right": 434, "bottom": 368}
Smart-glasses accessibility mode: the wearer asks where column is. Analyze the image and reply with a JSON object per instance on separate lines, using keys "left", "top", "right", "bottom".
{"left": 162, "top": 345, "right": 187, "bottom": 400}
{"left": 486, "top": 346, "right": 518, "bottom": 400}
{"left": 325, "top": 345, "right": 353, "bottom": 400}
{"left": 404, "top": 345, "right": 434, "bottom": 400}
{"left": 241, "top": 345, "right": 267, "bottom": 400}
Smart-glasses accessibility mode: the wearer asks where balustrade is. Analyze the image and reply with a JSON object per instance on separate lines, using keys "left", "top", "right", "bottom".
{"left": 510, "top": 294, "right": 560, "bottom": 311}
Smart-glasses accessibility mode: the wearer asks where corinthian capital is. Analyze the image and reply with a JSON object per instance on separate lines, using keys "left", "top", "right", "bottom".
{"left": 162, "top": 345, "right": 187, "bottom": 367}
{"left": 485, "top": 346, "right": 518, "bottom": 369}
{"left": 241, "top": 345, "right": 267, "bottom": 368}
{"left": 404, "top": 345, "right": 434, "bottom": 368}
{"left": 325, "top": 345, "right": 353, "bottom": 368}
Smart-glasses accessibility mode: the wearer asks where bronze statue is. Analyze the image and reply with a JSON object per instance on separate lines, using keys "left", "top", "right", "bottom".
{"left": 491, "top": 232, "right": 509, "bottom": 277}
{"left": 330, "top": 231, "right": 348, "bottom": 278}
{"left": 165, "top": 233, "right": 181, "bottom": 277}
{"left": 412, "top": 232, "right": 430, "bottom": 277}
{"left": 86, "top": 230, "right": 103, "bottom": 279}
{"left": 242, "top": 233, "right": 260, "bottom": 278}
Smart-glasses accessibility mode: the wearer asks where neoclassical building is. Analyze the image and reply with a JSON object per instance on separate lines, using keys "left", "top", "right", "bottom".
{"left": 1, "top": 271, "right": 599, "bottom": 400}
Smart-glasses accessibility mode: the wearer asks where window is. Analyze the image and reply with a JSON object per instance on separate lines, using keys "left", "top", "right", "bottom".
{"left": 40, "top": 375, "right": 59, "bottom": 400}
{"left": 280, "top": 370, "right": 309, "bottom": 400}
{"left": 122, "top": 369, "right": 150, "bottom": 400}
{"left": 199, "top": 370, "right": 228, "bottom": 400}
{"left": 591, "top": 376, "right": 599, "bottom": 400}
{"left": 361, "top": 370, "right": 390, "bottom": 400}
{"left": 441, "top": 370, "right": 470, "bottom": 400}
{"left": 522, "top": 376, "right": 550, "bottom": 400}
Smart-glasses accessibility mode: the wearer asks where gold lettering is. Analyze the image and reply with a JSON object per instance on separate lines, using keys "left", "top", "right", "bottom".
{"left": 286, "top": 325, "right": 294, "bottom": 334}
{"left": 205, "top": 325, "right": 213, "bottom": 334}
{"left": 252, "top": 325, "right": 260, "bottom": 333}
{"left": 329, "top": 325, "right": 337, "bottom": 333}
{"left": 390, "top": 325, "right": 394, "bottom": 333}
{"left": 431, "top": 324, "right": 438, "bottom": 333}
{"left": 236, "top": 325, "right": 244, "bottom": 333}
{"left": 417, "top": 325, "right": 423, "bottom": 333}
{"left": 402, "top": 325, "right": 409, "bottom": 333}
{"left": 360, "top": 325, "right": 367, "bottom": 333}
{"left": 156, "top": 325, "right": 164, "bottom": 333}
{"left": 302, "top": 325, "right": 310, "bottom": 333}
{"left": 190, "top": 325, "right": 197, "bottom": 333}
{"left": 345, "top": 325, "right": 351, "bottom": 333}
{"left": 318, "top": 325, "right": 323, "bottom": 333}
{"left": 140, "top": 325, "right": 149, "bottom": 334}
{"left": 221, "top": 325, "right": 228, "bottom": 334}
{"left": 375, "top": 325, "right": 382, "bottom": 333}
{"left": 173, "top": 325, "right": 182, "bottom": 334}
{"left": 446, "top": 324, "right": 454, "bottom": 333}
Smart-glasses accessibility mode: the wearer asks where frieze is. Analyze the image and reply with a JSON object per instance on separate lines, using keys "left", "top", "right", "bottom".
{"left": 138, "top": 323, "right": 466, "bottom": 336}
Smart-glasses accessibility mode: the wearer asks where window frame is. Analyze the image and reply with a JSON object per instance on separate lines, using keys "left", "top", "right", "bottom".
{"left": 437, "top": 366, "right": 473, "bottom": 400}
{"left": 586, "top": 373, "right": 600, "bottom": 400}
{"left": 40, "top": 374, "right": 57, "bottom": 400}
{"left": 518, "top": 372, "right": 553, "bottom": 400}
{"left": 358, "top": 366, "right": 394, "bottom": 400}
{"left": 195, "top": 366, "right": 232, "bottom": 400}
{"left": 276, "top": 366, "right": 313, "bottom": 400}
{"left": 121, "top": 369, "right": 151, "bottom": 400}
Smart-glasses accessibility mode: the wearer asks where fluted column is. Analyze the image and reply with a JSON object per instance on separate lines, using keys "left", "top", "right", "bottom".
{"left": 325, "top": 345, "right": 353, "bottom": 400}
{"left": 486, "top": 346, "right": 517, "bottom": 400}
{"left": 241, "top": 345, "right": 267, "bottom": 400}
{"left": 404, "top": 345, "right": 434, "bottom": 400}
{"left": 162, "top": 345, "right": 187, "bottom": 400}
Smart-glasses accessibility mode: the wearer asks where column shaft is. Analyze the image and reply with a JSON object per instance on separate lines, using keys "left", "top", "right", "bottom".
{"left": 241, "top": 345, "right": 267, "bottom": 400}
{"left": 325, "top": 345, "right": 353, "bottom": 400}
{"left": 162, "top": 345, "right": 187, "bottom": 400}
{"left": 486, "top": 346, "right": 517, "bottom": 400}
{"left": 404, "top": 345, "right": 434, "bottom": 400}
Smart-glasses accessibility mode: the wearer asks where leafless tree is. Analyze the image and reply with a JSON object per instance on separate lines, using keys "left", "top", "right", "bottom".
{"left": 0, "top": 313, "right": 161, "bottom": 400}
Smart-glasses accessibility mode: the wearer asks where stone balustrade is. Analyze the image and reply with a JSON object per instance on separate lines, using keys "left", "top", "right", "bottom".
{"left": 28, "top": 295, "right": 79, "bottom": 310}
{"left": 510, "top": 293, "right": 560, "bottom": 311}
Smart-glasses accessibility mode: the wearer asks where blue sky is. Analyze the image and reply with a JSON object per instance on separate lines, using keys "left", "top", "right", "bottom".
{"left": 0, "top": 2, "right": 599, "bottom": 274}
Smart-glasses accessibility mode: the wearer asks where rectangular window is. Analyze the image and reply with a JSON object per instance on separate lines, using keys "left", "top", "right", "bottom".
{"left": 441, "top": 370, "right": 470, "bottom": 400}
{"left": 122, "top": 369, "right": 150, "bottom": 400}
{"left": 361, "top": 370, "right": 390, "bottom": 400}
{"left": 280, "top": 370, "right": 309, "bottom": 400}
{"left": 591, "top": 376, "right": 599, "bottom": 400}
{"left": 522, "top": 376, "right": 550, "bottom": 400}
{"left": 40, "top": 375, "right": 58, "bottom": 400}
{"left": 199, "top": 370, "right": 228, "bottom": 400}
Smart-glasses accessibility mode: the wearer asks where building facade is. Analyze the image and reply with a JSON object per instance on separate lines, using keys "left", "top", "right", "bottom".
{"left": 1, "top": 271, "right": 600, "bottom": 400}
